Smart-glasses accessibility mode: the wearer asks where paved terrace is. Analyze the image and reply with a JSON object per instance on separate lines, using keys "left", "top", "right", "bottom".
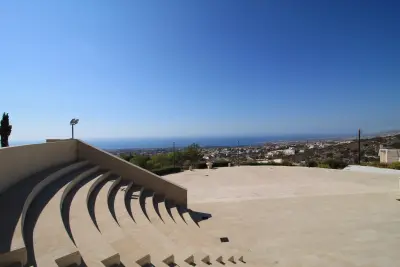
{"left": 165, "top": 166, "right": 400, "bottom": 267}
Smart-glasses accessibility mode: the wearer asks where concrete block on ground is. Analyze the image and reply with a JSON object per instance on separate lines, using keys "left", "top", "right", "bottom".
{"left": 101, "top": 253, "right": 120, "bottom": 267}
{"left": 0, "top": 248, "right": 27, "bottom": 267}
{"left": 54, "top": 251, "right": 82, "bottom": 267}
{"left": 162, "top": 255, "right": 175, "bottom": 266}
{"left": 135, "top": 254, "right": 151, "bottom": 266}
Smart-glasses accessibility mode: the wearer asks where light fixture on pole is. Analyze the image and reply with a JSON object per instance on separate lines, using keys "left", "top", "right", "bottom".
{"left": 70, "top": 118, "right": 79, "bottom": 139}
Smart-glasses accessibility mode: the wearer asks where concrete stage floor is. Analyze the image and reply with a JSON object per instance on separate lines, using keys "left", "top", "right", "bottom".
{"left": 166, "top": 166, "right": 400, "bottom": 267}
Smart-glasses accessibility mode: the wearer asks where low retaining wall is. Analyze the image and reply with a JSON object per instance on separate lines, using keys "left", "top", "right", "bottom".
{"left": 0, "top": 140, "right": 78, "bottom": 194}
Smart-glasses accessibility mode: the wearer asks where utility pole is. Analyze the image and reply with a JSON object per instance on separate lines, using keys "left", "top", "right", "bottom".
{"left": 358, "top": 128, "right": 361, "bottom": 165}
{"left": 237, "top": 140, "right": 240, "bottom": 166}
{"left": 173, "top": 142, "right": 176, "bottom": 167}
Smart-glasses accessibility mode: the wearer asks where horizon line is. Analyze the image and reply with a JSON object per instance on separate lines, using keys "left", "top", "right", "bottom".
{"left": 9, "top": 130, "right": 399, "bottom": 143}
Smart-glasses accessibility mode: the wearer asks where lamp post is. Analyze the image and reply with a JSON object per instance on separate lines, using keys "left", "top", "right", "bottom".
{"left": 358, "top": 128, "right": 361, "bottom": 165}
{"left": 173, "top": 142, "right": 176, "bottom": 167}
{"left": 70, "top": 118, "right": 79, "bottom": 139}
{"left": 237, "top": 140, "right": 240, "bottom": 166}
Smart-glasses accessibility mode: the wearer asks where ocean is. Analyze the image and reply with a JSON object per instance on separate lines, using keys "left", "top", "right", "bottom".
{"left": 9, "top": 134, "right": 353, "bottom": 150}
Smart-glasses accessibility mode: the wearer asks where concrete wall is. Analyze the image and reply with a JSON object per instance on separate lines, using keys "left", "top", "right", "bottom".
{"left": 380, "top": 149, "right": 400, "bottom": 164}
{"left": 387, "top": 150, "right": 400, "bottom": 164}
{"left": 0, "top": 140, "right": 77, "bottom": 194}
{"left": 46, "top": 139, "right": 68, "bottom": 143}
{"left": 379, "top": 150, "right": 387, "bottom": 163}
{"left": 77, "top": 141, "right": 187, "bottom": 205}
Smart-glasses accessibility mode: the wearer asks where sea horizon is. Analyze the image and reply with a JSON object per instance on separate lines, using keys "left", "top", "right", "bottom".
{"left": 8, "top": 133, "right": 360, "bottom": 150}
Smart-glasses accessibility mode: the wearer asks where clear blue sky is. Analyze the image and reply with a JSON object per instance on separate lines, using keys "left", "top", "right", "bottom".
{"left": 1, "top": 0, "right": 399, "bottom": 141}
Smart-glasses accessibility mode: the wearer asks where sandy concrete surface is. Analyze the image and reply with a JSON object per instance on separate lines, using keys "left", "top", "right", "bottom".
{"left": 166, "top": 166, "right": 400, "bottom": 266}
{"left": 344, "top": 165, "right": 400, "bottom": 175}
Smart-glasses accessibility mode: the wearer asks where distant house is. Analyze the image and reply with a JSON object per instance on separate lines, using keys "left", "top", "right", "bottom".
{"left": 283, "top": 148, "right": 295, "bottom": 155}
{"left": 378, "top": 148, "right": 400, "bottom": 163}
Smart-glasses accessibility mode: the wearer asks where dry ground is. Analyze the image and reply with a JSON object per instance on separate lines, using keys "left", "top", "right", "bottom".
{"left": 166, "top": 166, "right": 400, "bottom": 267}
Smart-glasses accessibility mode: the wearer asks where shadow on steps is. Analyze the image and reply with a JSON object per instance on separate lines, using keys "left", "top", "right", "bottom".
{"left": 189, "top": 210, "right": 212, "bottom": 225}
{"left": 152, "top": 194, "right": 165, "bottom": 223}
{"left": 0, "top": 163, "right": 72, "bottom": 254}
{"left": 178, "top": 206, "right": 212, "bottom": 228}
{"left": 24, "top": 166, "right": 94, "bottom": 267}
{"left": 124, "top": 183, "right": 141, "bottom": 223}
{"left": 87, "top": 176, "right": 113, "bottom": 233}
{"left": 61, "top": 170, "right": 104, "bottom": 245}
{"left": 107, "top": 177, "right": 122, "bottom": 226}
{"left": 139, "top": 189, "right": 153, "bottom": 222}
{"left": 164, "top": 200, "right": 176, "bottom": 223}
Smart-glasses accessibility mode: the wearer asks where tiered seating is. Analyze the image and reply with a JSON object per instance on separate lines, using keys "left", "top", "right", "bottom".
{"left": 0, "top": 158, "right": 253, "bottom": 267}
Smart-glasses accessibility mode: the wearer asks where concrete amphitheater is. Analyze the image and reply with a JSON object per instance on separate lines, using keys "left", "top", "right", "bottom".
{"left": 1, "top": 140, "right": 400, "bottom": 267}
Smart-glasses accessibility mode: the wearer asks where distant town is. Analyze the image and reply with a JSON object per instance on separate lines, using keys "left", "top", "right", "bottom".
{"left": 108, "top": 131, "right": 400, "bottom": 167}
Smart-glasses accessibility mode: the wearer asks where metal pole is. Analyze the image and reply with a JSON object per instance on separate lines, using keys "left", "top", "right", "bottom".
{"left": 237, "top": 140, "right": 240, "bottom": 166}
{"left": 173, "top": 142, "right": 176, "bottom": 167}
{"left": 358, "top": 128, "right": 361, "bottom": 164}
{"left": 72, "top": 124, "right": 74, "bottom": 139}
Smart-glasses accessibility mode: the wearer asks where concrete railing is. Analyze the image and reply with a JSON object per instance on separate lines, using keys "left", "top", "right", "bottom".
{"left": 0, "top": 140, "right": 78, "bottom": 194}
{"left": 77, "top": 140, "right": 187, "bottom": 205}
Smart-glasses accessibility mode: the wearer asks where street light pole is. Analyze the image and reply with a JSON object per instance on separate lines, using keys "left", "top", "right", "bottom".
{"left": 173, "top": 142, "right": 176, "bottom": 167}
{"left": 358, "top": 128, "right": 361, "bottom": 165}
{"left": 70, "top": 118, "right": 79, "bottom": 139}
{"left": 237, "top": 140, "right": 240, "bottom": 166}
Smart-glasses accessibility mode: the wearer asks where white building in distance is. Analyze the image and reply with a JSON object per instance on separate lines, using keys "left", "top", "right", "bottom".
{"left": 378, "top": 148, "right": 400, "bottom": 164}
{"left": 283, "top": 148, "right": 296, "bottom": 155}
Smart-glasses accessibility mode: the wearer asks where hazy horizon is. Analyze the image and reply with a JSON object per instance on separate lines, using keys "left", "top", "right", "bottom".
{"left": 10, "top": 129, "right": 398, "bottom": 144}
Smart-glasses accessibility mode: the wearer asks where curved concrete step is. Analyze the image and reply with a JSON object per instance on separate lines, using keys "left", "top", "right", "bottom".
{"left": 69, "top": 171, "right": 120, "bottom": 267}
{"left": 141, "top": 192, "right": 215, "bottom": 266}
{"left": 0, "top": 162, "right": 77, "bottom": 267}
{"left": 96, "top": 180, "right": 155, "bottom": 267}
{"left": 86, "top": 169, "right": 114, "bottom": 232}
{"left": 95, "top": 176, "right": 125, "bottom": 242}
{"left": 2, "top": 161, "right": 89, "bottom": 267}
{"left": 152, "top": 198, "right": 243, "bottom": 266}
{"left": 60, "top": 166, "right": 102, "bottom": 244}
{"left": 107, "top": 177, "right": 122, "bottom": 226}
{"left": 177, "top": 206, "right": 246, "bottom": 265}
{"left": 153, "top": 197, "right": 212, "bottom": 266}
{"left": 113, "top": 184, "right": 177, "bottom": 265}
{"left": 29, "top": 164, "right": 95, "bottom": 267}
{"left": 91, "top": 179, "right": 168, "bottom": 266}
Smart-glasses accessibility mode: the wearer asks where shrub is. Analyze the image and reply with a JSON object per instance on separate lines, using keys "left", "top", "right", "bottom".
{"left": 212, "top": 160, "right": 231, "bottom": 168}
{"left": 318, "top": 163, "right": 330, "bottom": 168}
{"left": 182, "top": 160, "right": 192, "bottom": 170}
{"left": 242, "top": 161, "right": 292, "bottom": 166}
{"left": 194, "top": 162, "right": 207, "bottom": 169}
{"left": 243, "top": 162, "right": 275, "bottom": 166}
{"left": 389, "top": 162, "right": 400, "bottom": 170}
{"left": 362, "top": 162, "right": 389, "bottom": 168}
{"left": 306, "top": 160, "right": 318, "bottom": 167}
{"left": 281, "top": 160, "right": 293, "bottom": 166}
{"left": 152, "top": 166, "right": 182, "bottom": 176}
{"left": 321, "top": 159, "right": 348, "bottom": 169}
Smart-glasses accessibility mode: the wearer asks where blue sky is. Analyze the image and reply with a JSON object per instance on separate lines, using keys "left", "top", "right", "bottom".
{"left": 1, "top": 0, "right": 399, "bottom": 141}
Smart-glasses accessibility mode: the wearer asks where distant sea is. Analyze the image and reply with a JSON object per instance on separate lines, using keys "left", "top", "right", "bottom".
{"left": 10, "top": 134, "right": 354, "bottom": 150}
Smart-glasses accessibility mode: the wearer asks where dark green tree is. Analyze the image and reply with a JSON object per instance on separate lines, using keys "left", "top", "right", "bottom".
{"left": 0, "top": 113, "right": 12, "bottom": 147}
{"left": 129, "top": 154, "right": 151, "bottom": 169}
{"left": 183, "top": 143, "right": 203, "bottom": 164}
